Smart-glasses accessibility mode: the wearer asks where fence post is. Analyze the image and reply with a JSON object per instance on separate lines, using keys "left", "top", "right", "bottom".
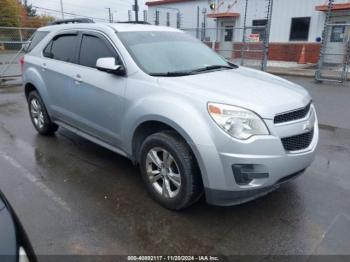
{"left": 143, "top": 10, "right": 148, "bottom": 22}
{"left": 19, "top": 28, "right": 23, "bottom": 43}
{"left": 315, "top": 0, "right": 334, "bottom": 81}
{"left": 196, "top": 6, "right": 200, "bottom": 39}
{"left": 201, "top": 8, "right": 207, "bottom": 41}
{"left": 261, "top": 0, "right": 274, "bottom": 71}
{"left": 341, "top": 37, "right": 350, "bottom": 82}
{"left": 240, "top": 0, "right": 249, "bottom": 65}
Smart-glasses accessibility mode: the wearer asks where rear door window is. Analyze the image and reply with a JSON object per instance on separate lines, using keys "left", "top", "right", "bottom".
{"left": 44, "top": 34, "right": 78, "bottom": 63}
{"left": 79, "top": 34, "right": 120, "bottom": 68}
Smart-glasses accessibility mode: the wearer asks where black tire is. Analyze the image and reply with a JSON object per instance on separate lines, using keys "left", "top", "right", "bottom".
{"left": 27, "top": 91, "right": 58, "bottom": 136}
{"left": 139, "top": 131, "right": 203, "bottom": 210}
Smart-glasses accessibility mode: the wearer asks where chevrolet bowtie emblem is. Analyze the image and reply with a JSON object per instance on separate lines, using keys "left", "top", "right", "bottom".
{"left": 303, "top": 121, "right": 313, "bottom": 132}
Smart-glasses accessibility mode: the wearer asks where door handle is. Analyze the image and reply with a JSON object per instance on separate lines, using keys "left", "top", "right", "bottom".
{"left": 74, "top": 74, "right": 83, "bottom": 85}
{"left": 41, "top": 63, "right": 47, "bottom": 71}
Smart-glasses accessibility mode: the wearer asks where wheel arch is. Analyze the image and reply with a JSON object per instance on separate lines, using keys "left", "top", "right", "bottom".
{"left": 23, "top": 67, "right": 50, "bottom": 106}
{"left": 24, "top": 82, "right": 37, "bottom": 99}
{"left": 131, "top": 118, "right": 208, "bottom": 187}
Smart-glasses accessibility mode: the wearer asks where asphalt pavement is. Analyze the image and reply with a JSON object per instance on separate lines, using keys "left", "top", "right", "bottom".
{"left": 0, "top": 77, "right": 349, "bottom": 258}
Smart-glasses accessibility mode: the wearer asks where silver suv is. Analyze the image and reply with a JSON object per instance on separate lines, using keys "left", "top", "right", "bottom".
{"left": 23, "top": 20, "right": 319, "bottom": 210}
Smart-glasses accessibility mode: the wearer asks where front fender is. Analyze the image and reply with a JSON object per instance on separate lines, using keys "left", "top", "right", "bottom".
{"left": 122, "top": 95, "right": 224, "bottom": 188}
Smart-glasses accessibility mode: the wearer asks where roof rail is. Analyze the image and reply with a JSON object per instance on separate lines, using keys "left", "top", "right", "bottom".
{"left": 49, "top": 18, "right": 94, "bottom": 25}
{"left": 117, "top": 21, "right": 151, "bottom": 25}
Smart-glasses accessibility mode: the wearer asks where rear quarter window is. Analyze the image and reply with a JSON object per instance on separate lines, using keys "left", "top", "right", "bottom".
{"left": 25, "top": 31, "right": 49, "bottom": 53}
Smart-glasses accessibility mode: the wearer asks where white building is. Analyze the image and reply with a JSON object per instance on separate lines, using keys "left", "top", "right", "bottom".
{"left": 146, "top": 0, "right": 350, "bottom": 63}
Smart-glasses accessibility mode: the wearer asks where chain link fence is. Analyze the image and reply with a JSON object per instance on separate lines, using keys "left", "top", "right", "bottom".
{"left": 153, "top": 0, "right": 274, "bottom": 71}
{"left": 316, "top": 22, "right": 350, "bottom": 83}
{"left": 315, "top": 0, "right": 350, "bottom": 83}
{"left": 0, "top": 27, "right": 36, "bottom": 84}
{"left": 181, "top": 25, "right": 269, "bottom": 70}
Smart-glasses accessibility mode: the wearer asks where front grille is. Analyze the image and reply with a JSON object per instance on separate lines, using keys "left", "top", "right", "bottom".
{"left": 274, "top": 103, "right": 311, "bottom": 124}
{"left": 281, "top": 129, "right": 314, "bottom": 151}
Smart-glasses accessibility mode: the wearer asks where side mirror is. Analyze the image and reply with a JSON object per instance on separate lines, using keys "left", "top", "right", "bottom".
{"left": 96, "top": 57, "right": 125, "bottom": 76}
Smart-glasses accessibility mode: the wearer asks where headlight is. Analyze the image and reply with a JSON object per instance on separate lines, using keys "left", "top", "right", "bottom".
{"left": 208, "top": 103, "right": 269, "bottom": 140}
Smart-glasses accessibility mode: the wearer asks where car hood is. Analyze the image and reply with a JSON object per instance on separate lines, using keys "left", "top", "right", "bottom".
{"left": 158, "top": 67, "right": 311, "bottom": 119}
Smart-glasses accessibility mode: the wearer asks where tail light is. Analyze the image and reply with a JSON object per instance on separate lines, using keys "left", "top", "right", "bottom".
{"left": 20, "top": 56, "right": 25, "bottom": 75}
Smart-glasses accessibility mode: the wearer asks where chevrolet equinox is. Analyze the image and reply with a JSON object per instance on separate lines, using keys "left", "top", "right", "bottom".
{"left": 22, "top": 20, "right": 319, "bottom": 210}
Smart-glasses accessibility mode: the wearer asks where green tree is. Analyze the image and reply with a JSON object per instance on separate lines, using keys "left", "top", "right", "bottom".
{"left": 25, "top": 4, "right": 37, "bottom": 17}
{"left": 0, "top": 0, "right": 21, "bottom": 27}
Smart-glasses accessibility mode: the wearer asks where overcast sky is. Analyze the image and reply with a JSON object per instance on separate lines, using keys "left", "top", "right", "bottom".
{"left": 27, "top": 0, "right": 148, "bottom": 22}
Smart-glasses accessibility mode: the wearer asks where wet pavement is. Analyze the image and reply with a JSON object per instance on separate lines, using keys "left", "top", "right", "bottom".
{"left": 0, "top": 77, "right": 349, "bottom": 256}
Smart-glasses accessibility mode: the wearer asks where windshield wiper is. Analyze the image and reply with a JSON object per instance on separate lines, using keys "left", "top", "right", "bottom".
{"left": 149, "top": 64, "right": 238, "bottom": 77}
{"left": 191, "top": 64, "right": 236, "bottom": 73}
{"left": 150, "top": 71, "right": 194, "bottom": 77}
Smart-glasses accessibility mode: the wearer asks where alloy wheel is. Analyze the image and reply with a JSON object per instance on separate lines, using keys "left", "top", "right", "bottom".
{"left": 30, "top": 98, "right": 44, "bottom": 129}
{"left": 145, "top": 147, "right": 182, "bottom": 199}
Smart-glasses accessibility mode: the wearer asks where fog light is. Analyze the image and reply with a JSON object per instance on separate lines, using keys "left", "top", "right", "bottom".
{"left": 232, "top": 164, "right": 269, "bottom": 186}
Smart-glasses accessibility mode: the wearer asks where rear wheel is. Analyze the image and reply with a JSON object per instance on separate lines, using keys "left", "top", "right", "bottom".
{"left": 27, "top": 91, "right": 58, "bottom": 135}
{"left": 139, "top": 131, "right": 203, "bottom": 210}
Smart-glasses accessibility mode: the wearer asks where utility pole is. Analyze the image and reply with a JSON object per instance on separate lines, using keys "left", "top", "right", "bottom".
{"left": 59, "top": 0, "right": 65, "bottom": 19}
{"left": 134, "top": 0, "right": 139, "bottom": 22}
{"left": 106, "top": 8, "right": 112, "bottom": 23}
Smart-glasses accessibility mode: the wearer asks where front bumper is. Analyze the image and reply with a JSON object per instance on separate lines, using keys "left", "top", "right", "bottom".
{"left": 205, "top": 168, "right": 305, "bottom": 206}
{"left": 199, "top": 105, "right": 318, "bottom": 206}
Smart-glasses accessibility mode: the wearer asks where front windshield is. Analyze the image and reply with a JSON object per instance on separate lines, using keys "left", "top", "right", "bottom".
{"left": 118, "top": 31, "right": 234, "bottom": 75}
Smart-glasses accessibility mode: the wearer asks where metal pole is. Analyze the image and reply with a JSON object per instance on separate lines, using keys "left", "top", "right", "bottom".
{"left": 202, "top": 8, "right": 207, "bottom": 41}
{"left": 106, "top": 8, "right": 112, "bottom": 23}
{"left": 315, "top": 0, "right": 334, "bottom": 81}
{"left": 240, "top": 0, "right": 248, "bottom": 65}
{"left": 261, "top": 0, "right": 273, "bottom": 71}
{"left": 59, "top": 0, "right": 64, "bottom": 19}
{"left": 143, "top": 10, "right": 148, "bottom": 22}
{"left": 196, "top": 6, "right": 200, "bottom": 39}
{"left": 134, "top": 0, "right": 139, "bottom": 22}
{"left": 341, "top": 35, "right": 350, "bottom": 82}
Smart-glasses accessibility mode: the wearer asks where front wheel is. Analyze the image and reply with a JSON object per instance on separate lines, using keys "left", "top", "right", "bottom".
{"left": 139, "top": 131, "right": 203, "bottom": 210}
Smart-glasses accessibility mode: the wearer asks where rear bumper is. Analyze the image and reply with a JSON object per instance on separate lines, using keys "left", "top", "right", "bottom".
{"left": 205, "top": 169, "right": 305, "bottom": 206}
